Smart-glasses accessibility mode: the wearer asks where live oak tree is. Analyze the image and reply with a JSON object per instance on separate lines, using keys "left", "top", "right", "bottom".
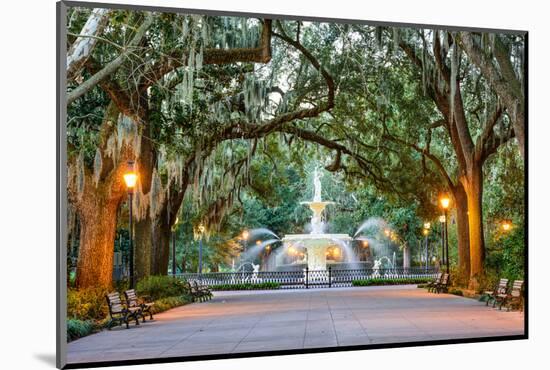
{"left": 395, "top": 29, "right": 520, "bottom": 288}
{"left": 67, "top": 11, "right": 343, "bottom": 288}
{"left": 67, "top": 10, "right": 276, "bottom": 288}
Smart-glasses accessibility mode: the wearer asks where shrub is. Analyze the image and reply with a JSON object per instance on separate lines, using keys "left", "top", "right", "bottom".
{"left": 153, "top": 296, "right": 191, "bottom": 313}
{"left": 67, "top": 319, "right": 96, "bottom": 341}
{"left": 352, "top": 278, "right": 432, "bottom": 287}
{"left": 449, "top": 288, "right": 464, "bottom": 296}
{"left": 67, "top": 287, "right": 109, "bottom": 321}
{"left": 136, "top": 275, "right": 189, "bottom": 300}
{"left": 210, "top": 282, "right": 280, "bottom": 290}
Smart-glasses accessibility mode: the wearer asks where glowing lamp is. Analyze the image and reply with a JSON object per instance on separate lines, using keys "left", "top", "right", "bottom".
{"left": 123, "top": 161, "right": 137, "bottom": 191}
{"left": 241, "top": 230, "right": 249, "bottom": 240}
{"left": 256, "top": 240, "right": 262, "bottom": 246}
{"left": 424, "top": 222, "right": 431, "bottom": 230}
{"left": 198, "top": 223, "right": 205, "bottom": 234}
{"left": 362, "top": 240, "right": 369, "bottom": 248}
{"left": 439, "top": 215, "right": 446, "bottom": 223}
{"left": 502, "top": 220, "right": 512, "bottom": 232}
{"left": 440, "top": 196, "right": 451, "bottom": 210}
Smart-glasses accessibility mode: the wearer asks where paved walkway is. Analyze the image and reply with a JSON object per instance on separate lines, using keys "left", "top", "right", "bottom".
{"left": 67, "top": 286, "right": 524, "bottom": 364}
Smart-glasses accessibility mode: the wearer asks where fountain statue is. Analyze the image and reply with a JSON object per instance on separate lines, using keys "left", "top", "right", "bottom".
{"left": 313, "top": 168, "right": 323, "bottom": 202}
{"left": 281, "top": 168, "right": 352, "bottom": 271}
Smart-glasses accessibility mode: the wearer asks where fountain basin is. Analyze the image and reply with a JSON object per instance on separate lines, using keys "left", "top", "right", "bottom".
{"left": 282, "top": 234, "right": 352, "bottom": 271}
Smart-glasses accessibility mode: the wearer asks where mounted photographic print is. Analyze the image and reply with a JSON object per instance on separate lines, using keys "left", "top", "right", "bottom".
{"left": 56, "top": 1, "right": 527, "bottom": 368}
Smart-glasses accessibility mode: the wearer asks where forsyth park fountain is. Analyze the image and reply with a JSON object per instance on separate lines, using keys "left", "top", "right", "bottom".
{"left": 234, "top": 167, "right": 409, "bottom": 273}
{"left": 281, "top": 168, "right": 352, "bottom": 271}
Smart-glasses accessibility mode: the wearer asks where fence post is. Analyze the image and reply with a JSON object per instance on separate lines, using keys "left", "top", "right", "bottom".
{"left": 305, "top": 267, "right": 309, "bottom": 289}
{"left": 328, "top": 266, "right": 332, "bottom": 288}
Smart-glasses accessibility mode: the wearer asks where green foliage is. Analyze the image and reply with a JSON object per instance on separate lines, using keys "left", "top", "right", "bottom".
{"left": 136, "top": 275, "right": 190, "bottom": 300}
{"left": 67, "top": 288, "right": 109, "bottom": 321}
{"left": 500, "top": 227, "right": 525, "bottom": 280}
{"left": 352, "top": 278, "right": 431, "bottom": 286}
{"left": 484, "top": 225, "right": 525, "bottom": 287}
{"left": 448, "top": 288, "right": 464, "bottom": 296}
{"left": 152, "top": 296, "right": 191, "bottom": 313}
{"left": 67, "top": 319, "right": 97, "bottom": 342}
{"left": 210, "top": 282, "right": 280, "bottom": 290}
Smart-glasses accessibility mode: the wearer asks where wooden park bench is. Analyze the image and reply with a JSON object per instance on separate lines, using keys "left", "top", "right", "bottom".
{"left": 427, "top": 272, "right": 443, "bottom": 293}
{"left": 483, "top": 278, "right": 508, "bottom": 307}
{"left": 105, "top": 292, "right": 141, "bottom": 329}
{"left": 497, "top": 280, "right": 524, "bottom": 311}
{"left": 124, "top": 289, "right": 155, "bottom": 321}
{"left": 184, "top": 280, "right": 205, "bottom": 302}
{"left": 434, "top": 273, "right": 450, "bottom": 293}
{"left": 192, "top": 280, "right": 212, "bottom": 302}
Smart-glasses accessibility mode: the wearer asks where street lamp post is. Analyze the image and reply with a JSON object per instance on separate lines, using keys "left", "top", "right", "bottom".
{"left": 123, "top": 161, "right": 137, "bottom": 288}
{"left": 198, "top": 224, "right": 205, "bottom": 274}
{"left": 171, "top": 217, "right": 179, "bottom": 277}
{"left": 439, "top": 215, "right": 446, "bottom": 270}
{"left": 423, "top": 222, "right": 430, "bottom": 271}
{"left": 440, "top": 196, "right": 451, "bottom": 274}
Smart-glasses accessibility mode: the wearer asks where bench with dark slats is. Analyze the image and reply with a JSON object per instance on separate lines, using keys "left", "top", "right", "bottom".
{"left": 434, "top": 273, "right": 450, "bottom": 293}
{"left": 105, "top": 292, "right": 140, "bottom": 329}
{"left": 183, "top": 281, "right": 201, "bottom": 302}
{"left": 192, "top": 280, "right": 212, "bottom": 302}
{"left": 124, "top": 289, "right": 155, "bottom": 321}
{"left": 497, "top": 280, "right": 524, "bottom": 311}
{"left": 427, "top": 272, "right": 443, "bottom": 293}
{"left": 484, "top": 278, "right": 509, "bottom": 307}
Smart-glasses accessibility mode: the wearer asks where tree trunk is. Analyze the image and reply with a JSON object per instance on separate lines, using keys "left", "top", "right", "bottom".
{"left": 131, "top": 116, "right": 156, "bottom": 281}
{"left": 76, "top": 182, "right": 121, "bottom": 289}
{"left": 462, "top": 164, "right": 485, "bottom": 290}
{"left": 151, "top": 219, "right": 171, "bottom": 275}
{"left": 454, "top": 183, "right": 471, "bottom": 283}
{"left": 134, "top": 216, "right": 153, "bottom": 282}
{"left": 402, "top": 244, "right": 410, "bottom": 269}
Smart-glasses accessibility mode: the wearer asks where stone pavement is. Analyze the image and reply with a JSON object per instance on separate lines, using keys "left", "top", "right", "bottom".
{"left": 67, "top": 285, "right": 524, "bottom": 364}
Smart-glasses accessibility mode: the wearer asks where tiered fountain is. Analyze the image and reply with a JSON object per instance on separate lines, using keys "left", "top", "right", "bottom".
{"left": 281, "top": 168, "right": 352, "bottom": 271}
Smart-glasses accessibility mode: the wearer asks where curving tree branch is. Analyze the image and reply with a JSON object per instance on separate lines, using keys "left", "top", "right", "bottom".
{"left": 67, "top": 12, "right": 155, "bottom": 105}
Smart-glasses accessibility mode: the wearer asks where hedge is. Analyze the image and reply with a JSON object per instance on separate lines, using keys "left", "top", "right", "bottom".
{"left": 67, "top": 319, "right": 97, "bottom": 341}
{"left": 136, "top": 275, "right": 191, "bottom": 301}
{"left": 210, "top": 282, "right": 280, "bottom": 290}
{"left": 352, "top": 278, "right": 432, "bottom": 286}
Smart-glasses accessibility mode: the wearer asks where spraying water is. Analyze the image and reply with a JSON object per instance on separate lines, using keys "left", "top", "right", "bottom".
{"left": 240, "top": 238, "right": 279, "bottom": 263}
{"left": 247, "top": 228, "right": 280, "bottom": 240}
{"left": 353, "top": 217, "right": 388, "bottom": 238}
